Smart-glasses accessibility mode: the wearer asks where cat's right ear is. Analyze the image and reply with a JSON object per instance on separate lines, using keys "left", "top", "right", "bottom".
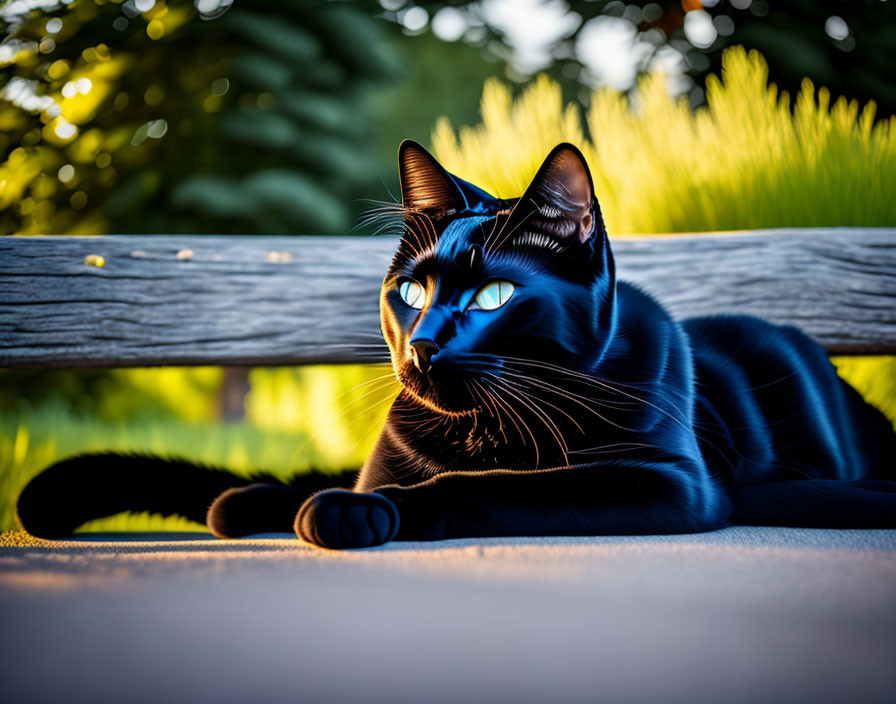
{"left": 398, "top": 140, "right": 467, "bottom": 218}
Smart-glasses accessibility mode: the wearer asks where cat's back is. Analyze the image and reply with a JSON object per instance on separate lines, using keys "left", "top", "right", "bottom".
{"left": 681, "top": 314, "right": 895, "bottom": 485}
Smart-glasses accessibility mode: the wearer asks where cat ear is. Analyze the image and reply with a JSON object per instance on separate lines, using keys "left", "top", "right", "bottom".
{"left": 507, "top": 143, "right": 599, "bottom": 246}
{"left": 398, "top": 140, "right": 465, "bottom": 216}
{"left": 398, "top": 140, "right": 496, "bottom": 218}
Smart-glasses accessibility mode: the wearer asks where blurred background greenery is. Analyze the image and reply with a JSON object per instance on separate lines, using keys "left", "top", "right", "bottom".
{"left": 1, "top": 0, "right": 894, "bottom": 532}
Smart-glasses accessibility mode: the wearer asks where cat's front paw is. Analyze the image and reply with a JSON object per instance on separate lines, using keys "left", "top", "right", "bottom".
{"left": 295, "top": 489, "right": 399, "bottom": 549}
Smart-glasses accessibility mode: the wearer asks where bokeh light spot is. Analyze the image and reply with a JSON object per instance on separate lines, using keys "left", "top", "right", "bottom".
{"left": 825, "top": 16, "right": 849, "bottom": 41}
{"left": 39, "top": 38, "right": 56, "bottom": 54}
{"left": 113, "top": 17, "right": 128, "bottom": 31}
{"left": 256, "top": 92, "right": 275, "bottom": 110}
{"left": 431, "top": 7, "right": 466, "bottom": 42}
{"left": 70, "top": 191, "right": 88, "bottom": 210}
{"left": 61, "top": 81, "right": 77, "bottom": 98}
{"left": 400, "top": 6, "right": 429, "bottom": 32}
{"left": 75, "top": 77, "right": 92, "bottom": 94}
{"left": 642, "top": 3, "right": 663, "bottom": 23}
{"left": 47, "top": 60, "right": 69, "bottom": 80}
{"left": 195, "top": 0, "right": 235, "bottom": 20}
{"left": 203, "top": 94, "right": 221, "bottom": 112}
{"left": 684, "top": 10, "right": 717, "bottom": 49}
{"left": 46, "top": 18, "right": 63, "bottom": 34}
{"left": 131, "top": 123, "right": 150, "bottom": 146}
{"left": 211, "top": 77, "right": 230, "bottom": 96}
{"left": 146, "top": 119, "right": 168, "bottom": 139}
{"left": 57, "top": 164, "right": 75, "bottom": 183}
{"left": 114, "top": 92, "right": 129, "bottom": 111}
{"left": 714, "top": 15, "right": 735, "bottom": 37}
{"left": 54, "top": 119, "right": 77, "bottom": 140}
{"left": 144, "top": 85, "right": 165, "bottom": 105}
{"left": 147, "top": 20, "right": 165, "bottom": 40}
{"left": 135, "top": 0, "right": 156, "bottom": 12}
{"left": 96, "top": 153, "right": 112, "bottom": 168}
{"left": 576, "top": 16, "right": 649, "bottom": 90}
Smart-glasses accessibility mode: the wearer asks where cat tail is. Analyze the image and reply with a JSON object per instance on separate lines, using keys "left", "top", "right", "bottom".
{"left": 16, "top": 453, "right": 357, "bottom": 539}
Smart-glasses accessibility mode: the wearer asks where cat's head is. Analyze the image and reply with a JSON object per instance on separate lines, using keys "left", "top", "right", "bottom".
{"left": 380, "top": 141, "right": 616, "bottom": 415}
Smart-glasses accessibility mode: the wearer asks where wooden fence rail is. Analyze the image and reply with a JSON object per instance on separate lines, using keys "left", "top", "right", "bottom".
{"left": 1, "top": 228, "right": 894, "bottom": 368}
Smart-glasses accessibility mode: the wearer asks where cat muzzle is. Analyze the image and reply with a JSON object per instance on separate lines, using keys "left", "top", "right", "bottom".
{"left": 410, "top": 339, "right": 439, "bottom": 374}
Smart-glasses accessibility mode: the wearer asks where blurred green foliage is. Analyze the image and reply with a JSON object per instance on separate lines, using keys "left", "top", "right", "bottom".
{"left": 1, "top": 0, "right": 401, "bottom": 235}
{"left": 0, "top": 367, "right": 226, "bottom": 421}
{"left": 5, "top": 1, "right": 896, "bottom": 235}
{"left": 830, "top": 357, "right": 896, "bottom": 433}
{"left": 363, "top": 28, "right": 503, "bottom": 174}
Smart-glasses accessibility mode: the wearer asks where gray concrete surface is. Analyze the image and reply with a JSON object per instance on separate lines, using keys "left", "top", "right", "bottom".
{"left": 2, "top": 527, "right": 895, "bottom": 704}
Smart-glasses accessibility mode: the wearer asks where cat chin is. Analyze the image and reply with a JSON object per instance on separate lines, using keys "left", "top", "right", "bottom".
{"left": 397, "top": 371, "right": 479, "bottom": 417}
{"left": 412, "top": 392, "right": 478, "bottom": 418}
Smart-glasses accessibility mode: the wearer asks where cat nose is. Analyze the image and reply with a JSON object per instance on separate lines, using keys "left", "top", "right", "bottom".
{"left": 410, "top": 339, "right": 439, "bottom": 373}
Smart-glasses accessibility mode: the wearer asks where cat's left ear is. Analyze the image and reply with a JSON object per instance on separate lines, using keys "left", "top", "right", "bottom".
{"left": 509, "top": 143, "right": 600, "bottom": 246}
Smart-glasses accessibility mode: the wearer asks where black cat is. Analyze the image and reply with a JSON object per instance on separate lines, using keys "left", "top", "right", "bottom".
{"left": 17, "top": 141, "right": 896, "bottom": 548}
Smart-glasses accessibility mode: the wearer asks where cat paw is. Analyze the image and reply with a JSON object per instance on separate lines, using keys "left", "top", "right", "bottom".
{"left": 295, "top": 489, "right": 399, "bottom": 549}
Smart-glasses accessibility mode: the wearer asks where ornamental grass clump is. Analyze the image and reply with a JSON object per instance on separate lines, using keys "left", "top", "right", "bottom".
{"left": 432, "top": 46, "right": 896, "bottom": 234}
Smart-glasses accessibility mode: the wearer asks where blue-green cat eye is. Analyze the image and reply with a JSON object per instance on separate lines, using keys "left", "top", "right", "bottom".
{"left": 398, "top": 280, "right": 426, "bottom": 309}
{"left": 472, "top": 280, "right": 515, "bottom": 311}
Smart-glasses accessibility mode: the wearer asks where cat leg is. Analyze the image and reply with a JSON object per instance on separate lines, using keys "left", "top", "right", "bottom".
{"left": 730, "top": 479, "right": 896, "bottom": 528}
{"left": 207, "top": 484, "right": 309, "bottom": 538}
{"left": 207, "top": 469, "right": 359, "bottom": 539}
{"left": 296, "top": 461, "right": 726, "bottom": 548}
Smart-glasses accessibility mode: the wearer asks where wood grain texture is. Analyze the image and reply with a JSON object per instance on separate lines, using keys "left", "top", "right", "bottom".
{"left": 1, "top": 228, "right": 894, "bottom": 368}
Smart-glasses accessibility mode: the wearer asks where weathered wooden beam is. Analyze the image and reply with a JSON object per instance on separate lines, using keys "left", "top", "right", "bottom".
{"left": 1, "top": 228, "right": 894, "bottom": 368}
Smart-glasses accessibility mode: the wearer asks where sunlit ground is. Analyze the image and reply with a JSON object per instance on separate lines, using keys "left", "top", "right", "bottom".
{"left": 2, "top": 527, "right": 894, "bottom": 703}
